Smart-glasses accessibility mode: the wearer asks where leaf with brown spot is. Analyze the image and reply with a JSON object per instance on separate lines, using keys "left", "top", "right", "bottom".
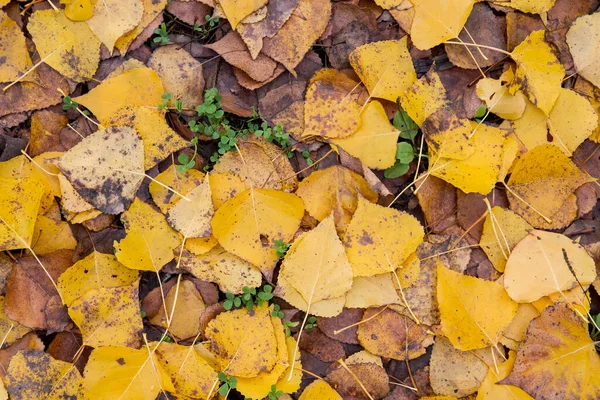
{"left": 325, "top": 357, "right": 390, "bottom": 399}
{"left": 0, "top": 11, "right": 32, "bottom": 84}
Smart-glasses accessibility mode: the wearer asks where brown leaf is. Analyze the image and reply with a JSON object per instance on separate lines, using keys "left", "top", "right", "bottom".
{"left": 216, "top": 61, "right": 258, "bottom": 117}
{"left": 415, "top": 174, "right": 458, "bottom": 234}
{"left": 47, "top": 332, "right": 90, "bottom": 375}
{"left": 5, "top": 250, "right": 72, "bottom": 331}
{"left": 299, "top": 327, "right": 346, "bottom": 362}
{"left": 319, "top": 308, "right": 363, "bottom": 344}
{"left": 0, "top": 333, "right": 44, "bottom": 379}
{"left": 166, "top": 0, "right": 211, "bottom": 26}
{"left": 326, "top": 360, "right": 390, "bottom": 400}
{"left": 506, "top": 11, "right": 545, "bottom": 52}
{"left": 29, "top": 110, "right": 68, "bottom": 156}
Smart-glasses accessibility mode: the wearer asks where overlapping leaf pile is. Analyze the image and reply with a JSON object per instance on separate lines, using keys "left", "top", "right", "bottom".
{"left": 1, "top": 0, "right": 600, "bottom": 399}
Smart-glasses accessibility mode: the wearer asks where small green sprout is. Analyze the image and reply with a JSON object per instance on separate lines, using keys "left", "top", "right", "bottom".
{"left": 274, "top": 240, "right": 290, "bottom": 258}
{"left": 301, "top": 151, "right": 314, "bottom": 166}
{"left": 223, "top": 284, "right": 273, "bottom": 311}
{"left": 176, "top": 137, "right": 198, "bottom": 173}
{"left": 283, "top": 320, "right": 299, "bottom": 337}
{"left": 217, "top": 372, "right": 237, "bottom": 396}
{"left": 474, "top": 104, "right": 487, "bottom": 121}
{"left": 271, "top": 304, "right": 284, "bottom": 319}
{"left": 161, "top": 335, "right": 173, "bottom": 343}
{"left": 393, "top": 108, "right": 419, "bottom": 144}
{"left": 305, "top": 316, "right": 317, "bottom": 330}
{"left": 62, "top": 96, "right": 79, "bottom": 111}
{"left": 223, "top": 292, "right": 242, "bottom": 310}
{"left": 590, "top": 313, "right": 600, "bottom": 340}
{"left": 268, "top": 385, "right": 284, "bottom": 400}
{"left": 385, "top": 107, "right": 425, "bottom": 179}
{"left": 153, "top": 22, "right": 169, "bottom": 45}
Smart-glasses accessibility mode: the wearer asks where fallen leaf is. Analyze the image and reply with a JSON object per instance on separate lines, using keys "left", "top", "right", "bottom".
{"left": 150, "top": 279, "right": 205, "bottom": 340}
{"left": 115, "top": 0, "right": 167, "bottom": 53}
{"left": 506, "top": 144, "right": 590, "bottom": 227}
{"left": 330, "top": 101, "right": 400, "bottom": 169}
{"left": 155, "top": 341, "right": 219, "bottom": 399}
{"left": 28, "top": 9, "right": 101, "bottom": 82}
{"left": 105, "top": 106, "right": 189, "bottom": 170}
{"left": 149, "top": 164, "right": 205, "bottom": 214}
{"left": 437, "top": 262, "right": 518, "bottom": 350}
{"left": 356, "top": 307, "right": 433, "bottom": 360}
{"left": 86, "top": 0, "right": 143, "bottom": 52}
{"left": 6, "top": 350, "right": 82, "bottom": 399}
{"left": 476, "top": 350, "right": 533, "bottom": 400}
{"left": 262, "top": 0, "right": 332, "bottom": 73}
{"left": 277, "top": 215, "right": 353, "bottom": 317}
{"left": 179, "top": 245, "right": 262, "bottom": 294}
{"left": 479, "top": 206, "right": 532, "bottom": 273}
{"left": 325, "top": 356, "right": 390, "bottom": 399}
{"left": 296, "top": 165, "right": 377, "bottom": 232}
{"left": 503, "top": 230, "right": 597, "bottom": 302}
{"left": 502, "top": 0, "right": 556, "bottom": 14}
{"left": 74, "top": 67, "right": 164, "bottom": 124}
{"left": 302, "top": 69, "right": 362, "bottom": 140}
{"left": 114, "top": 198, "right": 182, "bottom": 271}
{"left": 63, "top": 0, "right": 94, "bottom": 21}
{"left": 219, "top": 0, "right": 267, "bottom": 29}
{"left": 501, "top": 303, "right": 540, "bottom": 350}
{"left": 57, "top": 251, "right": 139, "bottom": 306}
{"left": 69, "top": 279, "right": 143, "bottom": 348}
{"left": 211, "top": 188, "right": 304, "bottom": 279}
{"left": 399, "top": 68, "right": 450, "bottom": 126}
{"left": 58, "top": 126, "right": 144, "bottom": 214}
{"left": 83, "top": 346, "right": 174, "bottom": 399}
{"left": 345, "top": 274, "right": 401, "bottom": 308}
{"left": 0, "top": 296, "right": 31, "bottom": 346}
{"left": 29, "top": 111, "right": 69, "bottom": 156}
{"left": 510, "top": 30, "right": 565, "bottom": 116}
{"left": 166, "top": 176, "right": 213, "bottom": 238}
{"left": 318, "top": 308, "right": 363, "bottom": 344}
{"left": 501, "top": 303, "right": 600, "bottom": 399}
{"left": 31, "top": 215, "right": 77, "bottom": 255}
{"left": 0, "top": 11, "right": 32, "bottom": 83}
{"left": 429, "top": 336, "right": 488, "bottom": 397}
{"left": 0, "top": 177, "right": 45, "bottom": 251}
{"left": 476, "top": 69, "right": 527, "bottom": 120}
{"left": 343, "top": 197, "right": 423, "bottom": 277}
{"left": 349, "top": 37, "right": 416, "bottom": 102}
{"left": 205, "top": 305, "right": 278, "bottom": 378}
{"left": 408, "top": 0, "right": 475, "bottom": 50}
{"left": 299, "top": 380, "right": 342, "bottom": 400}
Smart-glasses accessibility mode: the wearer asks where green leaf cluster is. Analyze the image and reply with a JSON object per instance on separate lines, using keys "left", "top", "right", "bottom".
{"left": 223, "top": 285, "right": 274, "bottom": 311}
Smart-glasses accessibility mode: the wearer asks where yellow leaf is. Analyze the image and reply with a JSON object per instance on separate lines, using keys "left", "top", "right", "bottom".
{"left": 429, "top": 123, "right": 508, "bottom": 194}
{"left": 155, "top": 341, "right": 219, "bottom": 399}
{"left": 0, "top": 296, "right": 31, "bottom": 346}
{"left": 501, "top": 0, "right": 555, "bottom": 14}
{"left": 83, "top": 346, "right": 175, "bottom": 399}
{"left": 506, "top": 144, "right": 590, "bottom": 227}
{"left": 476, "top": 70, "right": 526, "bottom": 120}
{"left": 275, "top": 336, "right": 303, "bottom": 394}
{"left": 166, "top": 176, "right": 213, "bottom": 238}
{"left": 205, "top": 305, "right": 279, "bottom": 378}
{"left": 115, "top": 0, "right": 167, "bottom": 53}
{"left": 58, "top": 126, "right": 145, "bottom": 214}
{"left": 504, "top": 230, "right": 597, "bottom": 303}
{"left": 429, "top": 336, "right": 488, "bottom": 397}
{"left": 349, "top": 37, "right": 417, "bottom": 102}
{"left": 211, "top": 188, "right": 304, "bottom": 280}
{"left": 74, "top": 67, "right": 164, "bottom": 124}
{"left": 209, "top": 172, "right": 246, "bottom": 210}
{"left": 58, "top": 251, "right": 139, "bottom": 306}
{"left": 437, "top": 262, "right": 518, "bottom": 350}
{"left": 0, "top": 11, "right": 33, "bottom": 83}
{"left": 6, "top": 350, "right": 82, "bottom": 399}
{"left": 344, "top": 274, "right": 401, "bottom": 309}
{"left": 149, "top": 164, "right": 205, "bottom": 214}
{"left": 330, "top": 101, "right": 400, "bottom": 169}
{"left": 408, "top": 0, "right": 475, "bottom": 50}
{"left": 295, "top": 165, "right": 378, "bottom": 232}
{"left": 479, "top": 206, "right": 532, "bottom": 273}
{"left": 422, "top": 108, "right": 476, "bottom": 160}
{"left": 567, "top": 13, "right": 600, "bottom": 90}
{"left": 501, "top": 303, "right": 540, "bottom": 350}
{"left": 69, "top": 279, "right": 143, "bottom": 348}
{"left": 302, "top": 69, "right": 362, "bottom": 140}
{"left": 510, "top": 30, "right": 565, "bottom": 116}
{"left": 28, "top": 9, "right": 100, "bottom": 82}
{"left": 105, "top": 106, "right": 189, "bottom": 170}
{"left": 511, "top": 98, "right": 550, "bottom": 151}
{"left": 64, "top": 0, "right": 93, "bottom": 21}
{"left": 180, "top": 245, "right": 262, "bottom": 294}
{"left": 86, "top": 0, "right": 143, "bottom": 52}
{"left": 274, "top": 275, "right": 346, "bottom": 317}
{"left": 150, "top": 279, "right": 206, "bottom": 340}
{"left": 399, "top": 68, "right": 449, "bottom": 126}
{"left": 346, "top": 350, "right": 383, "bottom": 367}
{"left": 501, "top": 303, "right": 600, "bottom": 399}
{"left": 30, "top": 215, "right": 77, "bottom": 255}
{"left": 0, "top": 177, "right": 44, "bottom": 251}
{"left": 343, "top": 197, "right": 423, "bottom": 277}
{"left": 115, "top": 198, "right": 182, "bottom": 271}
{"left": 277, "top": 215, "right": 354, "bottom": 317}
{"left": 219, "top": 0, "right": 267, "bottom": 29}
{"left": 185, "top": 235, "right": 218, "bottom": 255}
{"left": 298, "top": 380, "right": 342, "bottom": 400}
{"left": 477, "top": 350, "right": 533, "bottom": 400}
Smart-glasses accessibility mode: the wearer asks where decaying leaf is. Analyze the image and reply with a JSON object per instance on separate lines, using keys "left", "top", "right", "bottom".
{"left": 356, "top": 307, "right": 433, "bottom": 360}
{"left": 0, "top": 11, "right": 32, "bottom": 83}
{"left": 0, "top": 177, "right": 44, "bottom": 251}
{"left": 6, "top": 350, "right": 82, "bottom": 399}
{"left": 399, "top": 68, "right": 450, "bottom": 126}
{"left": 58, "top": 127, "right": 144, "bottom": 214}
{"left": 211, "top": 188, "right": 304, "bottom": 279}
{"left": 504, "top": 230, "right": 597, "bottom": 302}
{"left": 83, "top": 346, "right": 174, "bottom": 399}
{"left": 149, "top": 164, "right": 205, "bottom": 214}
{"left": 0, "top": 296, "right": 31, "bottom": 346}
{"left": 501, "top": 303, "right": 600, "bottom": 399}
{"left": 437, "top": 262, "right": 518, "bottom": 350}
{"left": 114, "top": 198, "right": 182, "bottom": 271}
{"left": 476, "top": 351, "right": 533, "bottom": 400}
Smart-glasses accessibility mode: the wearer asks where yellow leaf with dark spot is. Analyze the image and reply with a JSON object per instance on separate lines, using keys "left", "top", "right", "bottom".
{"left": 63, "top": 0, "right": 93, "bottom": 21}
{"left": 349, "top": 37, "right": 416, "bottom": 102}
{"left": 0, "top": 296, "right": 31, "bottom": 346}
{"left": 0, "top": 11, "right": 33, "bottom": 83}
{"left": 28, "top": 9, "right": 100, "bottom": 82}
{"left": 0, "top": 177, "right": 44, "bottom": 251}
{"left": 83, "top": 346, "right": 174, "bottom": 399}
{"left": 149, "top": 164, "right": 205, "bottom": 214}
{"left": 476, "top": 351, "right": 533, "bottom": 400}
{"left": 399, "top": 68, "right": 449, "bottom": 126}
{"left": 115, "top": 198, "right": 182, "bottom": 271}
